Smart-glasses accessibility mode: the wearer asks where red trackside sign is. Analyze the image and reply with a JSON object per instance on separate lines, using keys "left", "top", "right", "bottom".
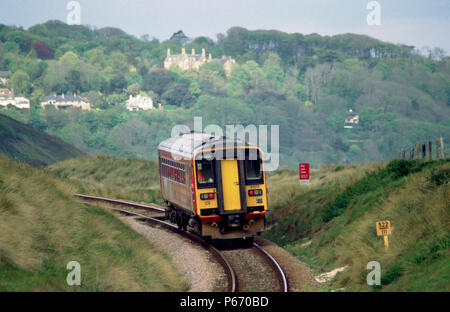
{"left": 299, "top": 163, "right": 310, "bottom": 180}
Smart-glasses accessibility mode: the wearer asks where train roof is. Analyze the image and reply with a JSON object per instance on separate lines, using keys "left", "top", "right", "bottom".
{"left": 158, "top": 132, "right": 255, "bottom": 158}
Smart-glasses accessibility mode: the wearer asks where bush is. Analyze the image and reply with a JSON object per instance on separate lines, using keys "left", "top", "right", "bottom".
{"left": 0, "top": 122, "right": 19, "bottom": 140}
{"left": 429, "top": 168, "right": 449, "bottom": 186}
{"left": 381, "top": 261, "right": 403, "bottom": 286}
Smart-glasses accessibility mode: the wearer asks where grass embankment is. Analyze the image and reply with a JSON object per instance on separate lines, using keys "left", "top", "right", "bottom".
{"left": 0, "top": 114, "right": 84, "bottom": 166}
{"left": 0, "top": 156, "right": 188, "bottom": 291}
{"left": 264, "top": 159, "right": 449, "bottom": 291}
{"left": 49, "top": 155, "right": 162, "bottom": 204}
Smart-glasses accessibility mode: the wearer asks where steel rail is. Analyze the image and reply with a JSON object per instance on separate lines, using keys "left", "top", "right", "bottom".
{"left": 75, "top": 194, "right": 289, "bottom": 292}
{"left": 75, "top": 194, "right": 236, "bottom": 292}
{"left": 253, "top": 242, "right": 289, "bottom": 292}
{"left": 74, "top": 194, "right": 165, "bottom": 212}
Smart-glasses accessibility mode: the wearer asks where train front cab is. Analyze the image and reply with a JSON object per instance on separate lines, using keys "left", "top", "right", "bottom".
{"left": 193, "top": 147, "right": 267, "bottom": 239}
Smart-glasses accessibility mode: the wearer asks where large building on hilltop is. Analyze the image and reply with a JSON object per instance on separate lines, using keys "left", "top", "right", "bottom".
{"left": 164, "top": 48, "right": 236, "bottom": 76}
{"left": 41, "top": 93, "right": 91, "bottom": 111}
{"left": 164, "top": 48, "right": 212, "bottom": 71}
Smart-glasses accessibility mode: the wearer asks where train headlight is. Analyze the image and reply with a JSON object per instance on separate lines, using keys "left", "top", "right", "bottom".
{"left": 200, "top": 193, "right": 215, "bottom": 200}
{"left": 248, "top": 189, "right": 262, "bottom": 196}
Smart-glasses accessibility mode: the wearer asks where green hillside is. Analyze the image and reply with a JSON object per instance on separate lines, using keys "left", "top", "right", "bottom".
{"left": 0, "top": 113, "right": 84, "bottom": 166}
{"left": 264, "top": 159, "right": 449, "bottom": 291}
{"left": 49, "top": 155, "right": 161, "bottom": 204}
{"left": 0, "top": 21, "right": 448, "bottom": 168}
{"left": 0, "top": 156, "right": 187, "bottom": 291}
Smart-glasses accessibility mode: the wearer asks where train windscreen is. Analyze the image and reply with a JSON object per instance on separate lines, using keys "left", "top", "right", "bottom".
{"left": 196, "top": 159, "right": 215, "bottom": 187}
{"left": 245, "top": 159, "right": 262, "bottom": 181}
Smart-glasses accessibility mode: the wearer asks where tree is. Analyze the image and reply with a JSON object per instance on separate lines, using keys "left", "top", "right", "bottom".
{"left": 30, "top": 41, "right": 54, "bottom": 60}
{"left": 109, "top": 51, "right": 128, "bottom": 73}
{"left": 109, "top": 74, "right": 127, "bottom": 92}
{"left": 10, "top": 70, "right": 31, "bottom": 94}
{"left": 126, "top": 83, "right": 141, "bottom": 96}
{"left": 143, "top": 70, "right": 175, "bottom": 96}
{"left": 192, "top": 95, "right": 253, "bottom": 125}
{"left": 59, "top": 51, "right": 80, "bottom": 67}
{"left": 84, "top": 47, "right": 106, "bottom": 67}
{"left": 29, "top": 108, "right": 46, "bottom": 130}
{"left": 170, "top": 30, "right": 189, "bottom": 45}
{"left": 66, "top": 69, "right": 82, "bottom": 92}
{"left": 161, "top": 83, "right": 193, "bottom": 108}
{"left": 229, "top": 64, "right": 252, "bottom": 95}
{"left": 319, "top": 50, "right": 339, "bottom": 63}
{"left": 262, "top": 53, "right": 285, "bottom": 90}
{"left": 199, "top": 60, "right": 226, "bottom": 79}
{"left": 304, "top": 63, "right": 334, "bottom": 104}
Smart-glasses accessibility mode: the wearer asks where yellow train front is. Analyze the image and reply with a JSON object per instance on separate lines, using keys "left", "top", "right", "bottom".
{"left": 158, "top": 132, "right": 267, "bottom": 240}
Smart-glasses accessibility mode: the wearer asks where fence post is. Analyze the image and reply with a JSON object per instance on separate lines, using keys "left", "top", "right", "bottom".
{"left": 416, "top": 142, "right": 420, "bottom": 160}
{"left": 422, "top": 144, "right": 426, "bottom": 159}
{"left": 441, "top": 137, "right": 446, "bottom": 159}
{"left": 436, "top": 138, "right": 439, "bottom": 160}
{"left": 428, "top": 141, "right": 432, "bottom": 161}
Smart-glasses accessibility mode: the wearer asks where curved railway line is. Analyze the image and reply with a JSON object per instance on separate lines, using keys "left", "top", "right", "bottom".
{"left": 74, "top": 194, "right": 288, "bottom": 292}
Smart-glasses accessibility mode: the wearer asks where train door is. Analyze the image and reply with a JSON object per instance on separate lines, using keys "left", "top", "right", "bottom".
{"left": 220, "top": 159, "right": 241, "bottom": 211}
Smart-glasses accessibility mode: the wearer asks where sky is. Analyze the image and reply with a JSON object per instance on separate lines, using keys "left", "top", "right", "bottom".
{"left": 1, "top": 0, "right": 449, "bottom": 53}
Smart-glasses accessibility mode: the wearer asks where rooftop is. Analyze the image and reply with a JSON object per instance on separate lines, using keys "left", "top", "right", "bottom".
{"left": 42, "top": 94, "right": 89, "bottom": 103}
{"left": 158, "top": 132, "right": 251, "bottom": 158}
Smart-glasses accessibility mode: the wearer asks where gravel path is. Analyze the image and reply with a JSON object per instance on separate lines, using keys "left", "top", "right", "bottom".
{"left": 119, "top": 216, "right": 228, "bottom": 292}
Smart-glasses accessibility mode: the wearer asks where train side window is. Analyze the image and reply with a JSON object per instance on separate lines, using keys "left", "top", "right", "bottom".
{"left": 196, "top": 159, "right": 215, "bottom": 188}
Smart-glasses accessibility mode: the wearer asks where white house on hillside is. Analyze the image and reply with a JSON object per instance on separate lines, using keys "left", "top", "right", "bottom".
{"left": 0, "top": 88, "right": 30, "bottom": 109}
{"left": 126, "top": 94, "right": 154, "bottom": 111}
{"left": 344, "top": 109, "right": 359, "bottom": 129}
{"left": 41, "top": 93, "right": 91, "bottom": 111}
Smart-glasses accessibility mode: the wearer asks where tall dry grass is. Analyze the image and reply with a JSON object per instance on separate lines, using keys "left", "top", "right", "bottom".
{"left": 0, "top": 156, "right": 187, "bottom": 291}
{"left": 265, "top": 160, "right": 449, "bottom": 291}
{"left": 49, "top": 155, "right": 162, "bottom": 204}
{"left": 332, "top": 162, "right": 449, "bottom": 291}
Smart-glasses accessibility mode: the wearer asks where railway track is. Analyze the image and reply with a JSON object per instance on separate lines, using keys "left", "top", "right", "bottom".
{"left": 74, "top": 194, "right": 289, "bottom": 292}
